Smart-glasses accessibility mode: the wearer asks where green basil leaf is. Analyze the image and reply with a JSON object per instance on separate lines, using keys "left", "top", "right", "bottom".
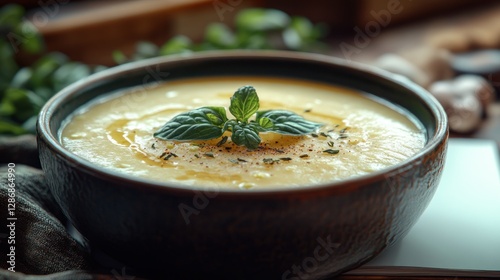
{"left": 10, "top": 67, "right": 32, "bottom": 88}
{"left": 236, "top": 32, "right": 269, "bottom": 49}
{"left": 112, "top": 50, "right": 127, "bottom": 64}
{"left": 133, "top": 41, "right": 159, "bottom": 60}
{"left": 229, "top": 85, "right": 259, "bottom": 123}
{"left": 154, "top": 107, "right": 226, "bottom": 141}
{"left": 236, "top": 8, "right": 290, "bottom": 33}
{"left": 52, "top": 62, "right": 91, "bottom": 91}
{"left": 0, "top": 4, "right": 24, "bottom": 27}
{"left": 0, "top": 118, "right": 26, "bottom": 135}
{"left": 283, "top": 16, "right": 327, "bottom": 51}
{"left": 257, "top": 117, "right": 273, "bottom": 129}
{"left": 231, "top": 123, "right": 261, "bottom": 150}
{"left": 256, "top": 110, "right": 323, "bottom": 135}
{"left": 153, "top": 84, "right": 325, "bottom": 150}
{"left": 34, "top": 87, "right": 53, "bottom": 101}
{"left": 159, "top": 35, "right": 193, "bottom": 56}
{"left": 222, "top": 119, "right": 236, "bottom": 133}
{"left": 0, "top": 40, "right": 19, "bottom": 83}
{"left": 203, "top": 106, "right": 228, "bottom": 125}
{"left": 205, "top": 23, "right": 236, "bottom": 48}
{"left": 17, "top": 21, "right": 44, "bottom": 54}
{"left": 30, "top": 52, "right": 68, "bottom": 89}
{"left": 282, "top": 27, "right": 302, "bottom": 50}
{"left": 0, "top": 88, "right": 43, "bottom": 121}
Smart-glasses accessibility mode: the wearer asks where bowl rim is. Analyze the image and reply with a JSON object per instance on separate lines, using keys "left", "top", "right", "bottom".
{"left": 37, "top": 50, "right": 448, "bottom": 197}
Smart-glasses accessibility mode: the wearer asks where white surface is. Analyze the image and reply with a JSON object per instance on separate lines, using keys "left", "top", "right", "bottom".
{"left": 353, "top": 138, "right": 500, "bottom": 274}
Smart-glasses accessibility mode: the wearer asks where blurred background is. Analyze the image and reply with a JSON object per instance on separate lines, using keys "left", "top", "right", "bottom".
{"left": 1, "top": 0, "right": 500, "bottom": 145}
{"left": 9, "top": 0, "right": 498, "bottom": 64}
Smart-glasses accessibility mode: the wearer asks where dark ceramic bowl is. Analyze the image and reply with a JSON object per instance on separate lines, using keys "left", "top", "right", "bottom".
{"left": 37, "top": 51, "right": 448, "bottom": 279}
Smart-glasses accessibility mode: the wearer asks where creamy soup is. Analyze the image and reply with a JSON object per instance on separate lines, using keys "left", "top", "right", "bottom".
{"left": 60, "top": 76, "right": 425, "bottom": 189}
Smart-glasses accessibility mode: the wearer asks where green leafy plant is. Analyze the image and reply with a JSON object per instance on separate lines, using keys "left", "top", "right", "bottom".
{"left": 0, "top": 4, "right": 105, "bottom": 135}
{"left": 113, "top": 8, "right": 327, "bottom": 64}
{"left": 154, "top": 85, "right": 323, "bottom": 149}
{"left": 0, "top": 5, "right": 327, "bottom": 136}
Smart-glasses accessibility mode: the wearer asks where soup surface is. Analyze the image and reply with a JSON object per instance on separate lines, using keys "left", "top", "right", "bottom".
{"left": 60, "top": 76, "right": 425, "bottom": 189}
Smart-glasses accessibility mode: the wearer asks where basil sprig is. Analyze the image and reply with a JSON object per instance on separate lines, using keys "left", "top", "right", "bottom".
{"left": 154, "top": 85, "right": 323, "bottom": 149}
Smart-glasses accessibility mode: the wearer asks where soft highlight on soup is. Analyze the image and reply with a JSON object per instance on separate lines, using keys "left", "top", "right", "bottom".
{"left": 60, "top": 76, "right": 425, "bottom": 189}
